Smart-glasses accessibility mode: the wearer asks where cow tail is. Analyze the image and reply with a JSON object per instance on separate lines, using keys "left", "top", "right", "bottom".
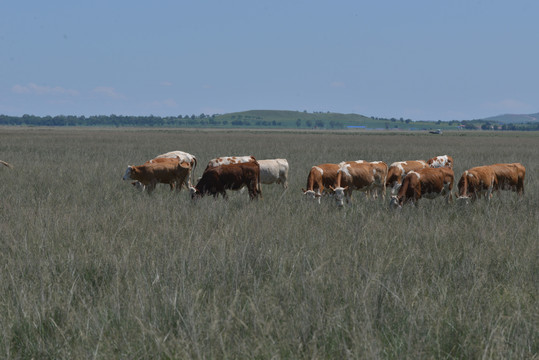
{"left": 0, "top": 160, "right": 13, "bottom": 168}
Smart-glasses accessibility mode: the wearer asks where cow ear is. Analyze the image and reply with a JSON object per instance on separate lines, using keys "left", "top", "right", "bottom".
{"left": 329, "top": 185, "right": 335, "bottom": 191}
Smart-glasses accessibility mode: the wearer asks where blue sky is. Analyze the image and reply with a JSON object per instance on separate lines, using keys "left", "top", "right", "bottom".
{"left": 1, "top": 1, "right": 538, "bottom": 120}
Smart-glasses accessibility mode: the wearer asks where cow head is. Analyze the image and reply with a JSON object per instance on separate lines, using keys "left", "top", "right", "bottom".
{"left": 302, "top": 189, "right": 321, "bottom": 203}
{"left": 189, "top": 186, "right": 201, "bottom": 199}
{"left": 131, "top": 181, "right": 145, "bottom": 191}
{"left": 329, "top": 186, "right": 348, "bottom": 207}
{"left": 389, "top": 195, "right": 402, "bottom": 209}
{"left": 455, "top": 195, "right": 470, "bottom": 205}
{"left": 122, "top": 166, "right": 134, "bottom": 181}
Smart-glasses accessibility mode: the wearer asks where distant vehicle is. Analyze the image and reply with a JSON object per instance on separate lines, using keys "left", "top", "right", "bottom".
{"left": 429, "top": 129, "right": 443, "bottom": 134}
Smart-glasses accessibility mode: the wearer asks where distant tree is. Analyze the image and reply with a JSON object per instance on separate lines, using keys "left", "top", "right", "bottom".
{"left": 296, "top": 119, "right": 302, "bottom": 127}
{"left": 405, "top": 119, "right": 411, "bottom": 124}
{"left": 390, "top": 118, "right": 396, "bottom": 122}
{"left": 306, "top": 119, "right": 313, "bottom": 127}
{"left": 315, "top": 120, "right": 324, "bottom": 128}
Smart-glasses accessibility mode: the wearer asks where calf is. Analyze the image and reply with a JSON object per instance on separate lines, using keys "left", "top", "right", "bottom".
{"left": 190, "top": 161, "right": 261, "bottom": 200}
{"left": 390, "top": 167, "right": 454, "bottom": 208}
{"left": 123, "top": 158, "right": 191, "bottom": 193}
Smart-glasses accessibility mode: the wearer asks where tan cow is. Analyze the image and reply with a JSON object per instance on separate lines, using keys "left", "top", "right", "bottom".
{"left": 427, "top": 155, "right": 453, "bottom": 168}
{"left": 390, "top": 167, "right": 454, "bottom": 208}
{"left": 123, "top": 158, "right": 191, "bottom": 193}
{"left": 301, "top": 163, "right": 340, "bottom": 203}
{"left": 490, "top": 163, "right": 525, "bottom": 195}
{"left": 386, "top": 160, "right": 427, "bottom": 194}
{"left": 258, "top": 159, "right": 289, "bottom": 189}
{"left": 154, "top": 150, "right": 197, "bottom": 186}
{"left": 330, "top": 160, "right": 388, "bottom": 207}
{"left": 456, "top": 165, "right": 497, "bottom": 203}
{"left": 190, "top": 161, "right": 261, "bottom": 200}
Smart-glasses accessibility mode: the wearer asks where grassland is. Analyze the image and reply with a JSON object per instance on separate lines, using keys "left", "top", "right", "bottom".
{"left": 0, "top": 127, "right": 537, "bottom": 359}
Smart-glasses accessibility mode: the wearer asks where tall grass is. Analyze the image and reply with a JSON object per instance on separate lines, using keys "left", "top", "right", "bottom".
{"left": 0, "top": 128, "right": 537, "bottom": 358}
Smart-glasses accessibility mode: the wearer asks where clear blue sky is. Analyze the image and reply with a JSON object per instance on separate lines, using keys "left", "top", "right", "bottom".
{"left": 1, "top": 1, "right": 538, "bottom": 121}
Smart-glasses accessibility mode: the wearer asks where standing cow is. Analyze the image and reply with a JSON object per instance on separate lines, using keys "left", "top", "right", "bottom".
{"left": 386, "top": 160, "right": 428, "bottom": 194}
{"left": 301, "top": 163, "right": 340, "bottom": 203}
{"left": 390, "top": 167, "right": 454, "bottom": 208}
{"left": 123, "top": 158, "right": 191, "bottom": 193}
{"left": 456, "top": 165, "right": 497, "bottom": 203}
{"left": 258, "top": 159, "right": 289, "bottom": 189}
{"left": 330, "top": 160, "right": 388, "bottom": 207}
{"left": 154, "top": 150, "right": 197, "bottom": 186}
{"left": 489, "top": 163, "right": 525, "bottom": 195}
{"left": 190, "top": 162, "right": 261, "bottom": 200}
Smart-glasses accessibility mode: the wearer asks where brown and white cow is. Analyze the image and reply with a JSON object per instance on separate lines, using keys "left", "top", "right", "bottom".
{"left": 490, "top": 163, "right": 525, "bottom": 195}
{"left": 205, "top": 155, "right": 257, "bottom": 171}
{"left": 154, "top": 151, "right": 197, "bottom": 186}
{"left": 330, "top": 160, "right": 388, "bottom": 207}
{"left": 123, "top": 158, "right": 191, "bottom": 193}
{"left": 389, "top": 167, "right": 454, "bottom": 208}
{"left": 301, "top": 163, "right": 340, "bottom": 203}
{"left": 427, "top": 155, "right": 453, "bottom": 168}
{"left": 190, "top": 161, "right": 261, "bottom": 200}
{"left": 258, "top": 159, "right": 289, "bottom": 189}
{"left": 386, "top": 160, "right": 428, "bottom": 194}
{"left": 456, "top": 165, "right": 497, "bottom": 203}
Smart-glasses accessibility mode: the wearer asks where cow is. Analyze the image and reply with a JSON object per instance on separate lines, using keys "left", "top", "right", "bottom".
{"left": 0, "top": 160, "right": 13, "bottom": 168}
{"left": 301, "top": 163, "right": 340, "bottom": 203}
{"left": 386, "top": 160, "right": 427, "bottom": 195}
{"left": 490, "top": 163, "right": 525, "bottom": 195}
{"left": 122, "top": 158, "right": 191, "bottom": 194}
{"left": 427, "top": 155, "right": 453, "bottom": 168}
{"left": 258, "top": 159, "right": 289, "bottom": 189}
{"left": 330, "top": 160, "right": 388, "bottom": 207}
{"left": 130, "top": 157, "right": 194, "bottom": 192}
{"left": 154, "top": 150, "right": 197, "bottom": 186}
{"left": 456, "top": 165, "right": 497, "bottom": 203}
{"left": 204, "top": 155, "right": 257, "bottom": 171}
{"left": 190, "top": 161, "right": 261, "bottom": 200}
{"left": 389, "top": 167, "right": 454, "bottom": 208}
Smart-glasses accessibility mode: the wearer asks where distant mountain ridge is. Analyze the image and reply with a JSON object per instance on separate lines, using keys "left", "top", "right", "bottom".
{"left": 482, "top": 113, "right": 539, "bottom": 124}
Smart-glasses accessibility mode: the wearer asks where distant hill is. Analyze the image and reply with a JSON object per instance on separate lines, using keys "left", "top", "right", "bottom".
{"left": 482, "top": 113, "right": 539, "bottom": 124}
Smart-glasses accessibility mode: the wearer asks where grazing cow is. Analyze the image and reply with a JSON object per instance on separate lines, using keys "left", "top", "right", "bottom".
{"left": 301, "top": 163, "right": 340, "bottom": 203}
{"left": 390, "top": 167, "right": 454, "bottom": 208}
{"left": 456, "top": 165, "right": 497, "bottom": 203}
{"left": 490, "top": 163, "right": 525, "bottom": 195}
{"left": 330, "top": 161, "right": 388, "bottom": 207}
{"left": 427, "top": 155, "right": 453, "bottom": 168}
{"left": 123, "top": 158, "right": 191, "bottom": 193}
{"left": 0, "top": 160, "right": 13, "bottom": 168}
{"left": 205, "top": 155, "right": 257, "bottom": 171}
{"left": 154, "top": 151, "right": 197, "bottom": 185}
{"left": 190, "top": 162, "right": 261, "bottom": 200}
{"left": 258, "top": 159, "right": 289, "bottom": 189}
{"left": 386, "top": 160, "right": 428, "bottom": 194}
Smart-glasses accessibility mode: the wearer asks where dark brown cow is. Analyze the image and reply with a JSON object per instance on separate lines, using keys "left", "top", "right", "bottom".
{"left": 456, "top": 165, "right": 497, "bottom": 202}
{"left": 330, "top": 161, "right": 388, "bottom": 206}
{"left": 301, "top": 163, "right": 340, "bottom": 203}
{"left": 190, "top": 161, "right": 261, "bottom": 200}
{"left": 386, "top": 160, "right": 427, "bottom": 194}
{"left": 390, "top": 167, "right": 454, "bottom": 208}
{"left": 490, "top": 163, "right": 525, "bottom": 195}
{"left": 123, "top": 158, "right": 191, "bottom": 193}
{"left": 427, "top": 155, "right": 453, "bottom": 168}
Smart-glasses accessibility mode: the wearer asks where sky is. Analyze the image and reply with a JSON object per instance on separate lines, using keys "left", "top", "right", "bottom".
{"left": 1, "top": 0, "right": 538, "bottom": 121}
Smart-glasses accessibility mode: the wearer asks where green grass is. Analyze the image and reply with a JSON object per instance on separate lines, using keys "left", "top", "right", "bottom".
{"left": 0, "top": 128, "right": 537, "bottom": 358}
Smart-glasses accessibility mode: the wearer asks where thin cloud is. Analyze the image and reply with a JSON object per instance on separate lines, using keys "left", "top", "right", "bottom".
{"left": 160, "top": 81, "right": 173, "bottom": 87}
{"left": 330, "top": 81, "right": 346, "bottom": 88}
{"left": 12, "top": 83, "right": 79, "bottom": 96}
{"left": 92, "top": 86, "right": 126, "bottom": 99}
{"left": 150, "top": 99, "right": 178, "bottom": 108}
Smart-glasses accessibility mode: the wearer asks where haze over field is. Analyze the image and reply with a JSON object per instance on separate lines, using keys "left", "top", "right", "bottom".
{"left": 2, "top": 1, "right": 539, "bottom": 121}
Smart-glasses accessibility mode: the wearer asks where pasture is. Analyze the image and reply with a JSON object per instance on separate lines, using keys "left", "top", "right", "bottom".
{"left": 0, "top": 127, "right": 537, "bottom": 359}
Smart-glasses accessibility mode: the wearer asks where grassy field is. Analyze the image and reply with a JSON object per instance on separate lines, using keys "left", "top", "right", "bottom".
{"left": 0, "top": 127, "right": 537, "bottom": 359}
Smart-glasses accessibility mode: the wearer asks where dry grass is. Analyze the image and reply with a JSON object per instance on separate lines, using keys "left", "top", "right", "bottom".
{"left": 0, "top": 127, "right": 537, "bottom": 359}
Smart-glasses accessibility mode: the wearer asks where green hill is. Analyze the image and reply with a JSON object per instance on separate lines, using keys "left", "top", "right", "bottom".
{"left": 483, "top": 113, "right": 539, "bottom": 124}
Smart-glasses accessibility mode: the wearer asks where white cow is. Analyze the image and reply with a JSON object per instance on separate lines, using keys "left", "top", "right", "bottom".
{"left": 258, "top": 159, "right": 289, "bottom": 189}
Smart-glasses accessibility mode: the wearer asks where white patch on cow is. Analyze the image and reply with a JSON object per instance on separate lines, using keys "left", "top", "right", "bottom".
{"left": 339, "top": 164, "right": 351, "bottom": 177}
{"left": 468, "top": 173, "right": 474, "bottom": 178}
{"left": 370, "top": 161, "right": 382, "bottom": 164}
{"left": 409, "top": 171, "right": 420, "bottom": 179}
{"left": 354, "top": 160, "right": 365, "bottom": 164}
{"left": 313, "top": 166, "right": 323, "bottom": 175}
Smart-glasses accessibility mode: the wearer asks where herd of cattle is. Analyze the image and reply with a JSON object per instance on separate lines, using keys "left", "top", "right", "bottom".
{"left": 121, "top": 151, "right": 526, "bottom": 208}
